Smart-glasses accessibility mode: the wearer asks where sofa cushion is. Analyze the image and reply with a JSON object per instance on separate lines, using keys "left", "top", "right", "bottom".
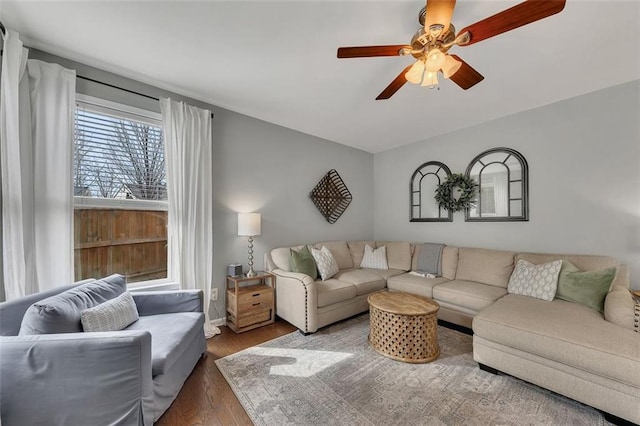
{"left": 81, "top": 291, "right": 139, "bottom": 332}
{"left": 473, "top": 294, "right": 640, "bottom": 387}
{"left": 507, "top": 259, "right": 562, "bottom": 302}
{"left": 19, "top": 274, "right": 126, "bottom": 335}
{"left": 360, "top": 244, "right": 388, "bottom": 270}
{"left": 315, "top": 241, "right": 353, "bottom": 270}
{"left": 387, "top": 273, "right": 450, "bottom": 299}
{"left": 433, "top": 279, "right": 507, "bottom": 313}
{"left": 333, "top": 269, "right": 385, "bottom": 296}
{"left": 348, "top": 240, "right": 376, "bottom": 268}
{"left": 363, "top": 268, "right": 406, "bottom": 280}
{"left": 271, "top": 245, "right": 305, "bottom": 271}
{"left": 516, "top": 252, "right": 619, "bottom": 274}
{"left": 290, "top": 246, "right": 318, "bottom": 280}
{"left": 412, "top": 246, "right": 459, "bottom": 280}
{"left": 316, "top": 279, "right": 357, "bottom": 308}
{"left": 456, "top": 248, "right": 515, "bottom": 288}
{"left": 556, "top": 261, "right": 616, "bottom": 313}
{"left": 125, "top": 312, "right": 204, "bottom": 376}
{"left": 376, "top": 241, "right": 411, "bottom": 271}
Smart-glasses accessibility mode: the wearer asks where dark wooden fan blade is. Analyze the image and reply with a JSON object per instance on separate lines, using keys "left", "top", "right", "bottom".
{"left": 458, "top": 0, "right": 566, "bottom": 46}
{"left": 424, "top": 0, "right": 457, "bottom": 32}
{"left": 448, "top": 55, "right": 484, "bottom": 90}
{"left": 337, "top": 45, "right": 408, "bottom": 58}
{"left": 376, "top": 65, "right": 413, "bottom": 100}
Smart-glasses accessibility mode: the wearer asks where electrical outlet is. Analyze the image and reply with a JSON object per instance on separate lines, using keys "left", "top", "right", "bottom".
{"left": 211, "top": 288, "right": 218, "bottom": 301}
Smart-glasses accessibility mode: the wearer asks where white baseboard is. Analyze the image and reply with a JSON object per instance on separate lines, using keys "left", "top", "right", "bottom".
{"left": 210, "top": 317, "right": 226, "bottom": 327}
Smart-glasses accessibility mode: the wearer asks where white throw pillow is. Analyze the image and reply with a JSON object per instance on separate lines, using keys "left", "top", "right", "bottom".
{"left": 360, "top": 244, "right": 388, "bottom": 270}
{"left": 81, "top": 291, "right": 139, "bottom": 332}
{"left": 507, "top": 259, "right": 562, "bottom": 301}
{"left": 311, "top": 246, "right": 339, "bottom": 281}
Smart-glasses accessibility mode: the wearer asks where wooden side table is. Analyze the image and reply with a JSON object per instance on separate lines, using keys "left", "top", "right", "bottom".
{"left": 226, "top": 272, "right": 276, "bottom": 333}
{"left": 368, "top": 291, "right": 440, "bottom": 363}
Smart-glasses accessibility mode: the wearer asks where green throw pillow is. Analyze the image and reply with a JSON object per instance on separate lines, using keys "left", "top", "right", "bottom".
{"left": 556, "top": 260, "right": 616, "bottom": 313}
{"left": 290, "top": 246, "right": 318, "bottom": 280}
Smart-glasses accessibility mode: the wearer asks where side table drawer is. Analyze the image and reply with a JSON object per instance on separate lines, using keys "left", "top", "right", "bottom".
{"left": 238, "top": 288, "right": 273, "bottom": 312}
{"left": 237, "top": 309, "right": 272, "bottom": 328}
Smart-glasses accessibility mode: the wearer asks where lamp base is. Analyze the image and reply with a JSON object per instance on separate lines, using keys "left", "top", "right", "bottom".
{"left": 246, "top": 269, "right": 257, "bottom": 278}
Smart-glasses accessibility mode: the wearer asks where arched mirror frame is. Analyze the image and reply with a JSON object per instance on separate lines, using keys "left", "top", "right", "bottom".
{"left": 464, "top": 147, "right": 529, "bottom": 222}
{"left": 410, "top": 161, "right": 453, "bottom": 222}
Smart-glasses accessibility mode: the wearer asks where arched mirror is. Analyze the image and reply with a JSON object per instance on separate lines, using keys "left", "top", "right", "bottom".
{"left": 465, "top": 148, "right": 528, "bottom": 222}
{"left": 410, "top": 161, "right": 453, "bottom": 222}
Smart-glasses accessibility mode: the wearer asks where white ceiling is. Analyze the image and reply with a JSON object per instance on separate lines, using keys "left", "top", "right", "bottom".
{"left": 1, "top": 1, "right": 639, "bottom": 153}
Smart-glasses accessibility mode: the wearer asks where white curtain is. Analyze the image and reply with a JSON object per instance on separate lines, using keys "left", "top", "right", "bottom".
{"left": 160, "top": 98, "right": 220, "bottom": 338}
{"left": 1, "top": 30, "right": 75, "bottom": 300}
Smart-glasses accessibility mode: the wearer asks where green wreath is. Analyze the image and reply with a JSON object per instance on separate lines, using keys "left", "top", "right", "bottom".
{"left": 434, "top": 173, "right": 477, "bottom": 212}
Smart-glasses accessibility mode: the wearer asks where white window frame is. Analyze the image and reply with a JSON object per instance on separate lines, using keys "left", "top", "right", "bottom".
{"left": 74, "top": 94, "right": 174, "bottom": 289}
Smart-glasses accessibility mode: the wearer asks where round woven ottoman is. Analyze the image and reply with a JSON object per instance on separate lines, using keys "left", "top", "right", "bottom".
{"left": 367, "top": 291, "right": 440, "bottom": 363}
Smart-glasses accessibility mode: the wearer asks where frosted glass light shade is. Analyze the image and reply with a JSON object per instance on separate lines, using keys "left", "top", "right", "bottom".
{"left": 421, "top": 71, "right": 439, "bottom": 88}
{"left": 442, "top": 55, "right": 462, "bottom": 79}
{"left": 405, "top": 60, "right": 425, "bottom": 84}
{"left": 425, "top": 49, "right": 446, "bottom": 72}
{"left": 238, "top": 212, "right": 261, "bottom": 236}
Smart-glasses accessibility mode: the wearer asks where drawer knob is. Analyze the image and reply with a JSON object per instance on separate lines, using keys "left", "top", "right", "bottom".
{"left": 252, "top": 302, "right": 260, "bottom": 307}
{"left": 252, "top": 293, "right": 260, "bottom": 297}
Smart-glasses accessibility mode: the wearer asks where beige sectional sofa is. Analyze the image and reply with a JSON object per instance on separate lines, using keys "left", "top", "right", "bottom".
{"left": 265, "top": 241, "right": 640, "bottom": 424}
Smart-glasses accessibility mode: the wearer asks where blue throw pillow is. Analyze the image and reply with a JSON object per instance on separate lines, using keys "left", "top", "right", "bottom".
{"left": 19, "top": 274, "right": 127, "bottom": 335}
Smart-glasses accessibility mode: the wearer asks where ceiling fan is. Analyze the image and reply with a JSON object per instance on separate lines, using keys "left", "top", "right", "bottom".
{"left": 337, "top": 0, "right": 566, "bottom": 100}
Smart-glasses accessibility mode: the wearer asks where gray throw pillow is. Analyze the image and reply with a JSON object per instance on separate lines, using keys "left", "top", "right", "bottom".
{"left": 19, "top": 274, "right": 127, "bottom": 335}
{"left": 81, "top": 292, "right": 139, "bottom": 332}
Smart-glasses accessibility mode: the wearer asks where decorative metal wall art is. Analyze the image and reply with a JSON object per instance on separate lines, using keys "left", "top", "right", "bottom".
{"left": 309, "top": 169, "right": 352, "bottom": 224}
{"left": 410, "top": 161, "right": 453, "bottom": 222}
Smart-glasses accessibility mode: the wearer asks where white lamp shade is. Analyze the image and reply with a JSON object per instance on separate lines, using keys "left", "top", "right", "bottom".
{"left": 238, "top": 212, "right": 261, "bottom": 236}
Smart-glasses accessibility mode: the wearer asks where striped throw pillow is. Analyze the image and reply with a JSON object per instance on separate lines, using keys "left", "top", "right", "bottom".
{"left": 360, "top": 244, "right": 388, "bottom": 270}
{"left": 81, "top": 291, "right": 139, "bottom": 332}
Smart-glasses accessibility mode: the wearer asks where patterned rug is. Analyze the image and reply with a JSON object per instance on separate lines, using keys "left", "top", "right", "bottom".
{"left": 216, "top": 314, "right": 611, "bottom": 425}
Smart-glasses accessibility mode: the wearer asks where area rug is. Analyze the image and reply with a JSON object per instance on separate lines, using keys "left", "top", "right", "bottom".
{"left": 216, "top": 314, "right": 611, "bottom": 425}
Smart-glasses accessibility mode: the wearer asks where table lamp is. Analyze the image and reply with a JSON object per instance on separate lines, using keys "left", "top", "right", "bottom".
{"left": 238, "top": 212, "right": 261, "bottom": 277}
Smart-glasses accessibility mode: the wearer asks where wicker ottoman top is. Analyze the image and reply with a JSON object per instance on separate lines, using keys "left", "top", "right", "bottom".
{"left": 368, "top": 291, "right": 439, "bottom": 316}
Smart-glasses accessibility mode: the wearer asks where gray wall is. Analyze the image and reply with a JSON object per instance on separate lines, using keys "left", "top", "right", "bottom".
{"left": 211, "top": 111, "right": 374, "bottom": 319}
{"left": 373, "top": 80, "right": 640, "bottom": 290}
{"left": 26, "top": 48, "right": 375, "bottom": 319}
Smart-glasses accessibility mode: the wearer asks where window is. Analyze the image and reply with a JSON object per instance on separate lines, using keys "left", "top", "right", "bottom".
{"left": 74, "top": 95, "right": 169, "bottom": 285}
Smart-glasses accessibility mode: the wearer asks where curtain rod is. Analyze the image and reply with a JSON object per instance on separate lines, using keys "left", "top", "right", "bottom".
{"left": 77, "top": 74, "right": 214, "bottom": 118}
{"left": 78, "top": 74, "right": 159, "bottom": 101}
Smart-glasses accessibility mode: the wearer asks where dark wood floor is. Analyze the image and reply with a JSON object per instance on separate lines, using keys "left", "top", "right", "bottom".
{"left": 155, "top": 318, "right": 297, "bottom": 426}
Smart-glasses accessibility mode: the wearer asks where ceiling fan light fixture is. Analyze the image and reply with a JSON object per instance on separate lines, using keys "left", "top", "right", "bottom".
{"left": 442, "top": 54, "right": 462, "bottom": 79}
{"left": 425, "top": 48, "right": 446, "bottom": 72}
{"left": 421, "top": 71, "right": 439, "bottom": 89}
{"left": 405, "top": 60, "right": 425, "bottom": 84}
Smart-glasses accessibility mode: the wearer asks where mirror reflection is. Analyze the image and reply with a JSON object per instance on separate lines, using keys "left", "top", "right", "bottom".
{"left": 465, "top": 148, "right": 528, "bottom": 222}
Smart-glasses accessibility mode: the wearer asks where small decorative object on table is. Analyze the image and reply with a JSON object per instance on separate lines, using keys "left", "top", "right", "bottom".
{"left": 226, "top": 272, "right": 276, "bottom": 333}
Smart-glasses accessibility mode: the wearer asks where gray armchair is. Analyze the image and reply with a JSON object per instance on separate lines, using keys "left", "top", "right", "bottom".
{"left": 0, "top": 277, "right": 206, "bottom": 426}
